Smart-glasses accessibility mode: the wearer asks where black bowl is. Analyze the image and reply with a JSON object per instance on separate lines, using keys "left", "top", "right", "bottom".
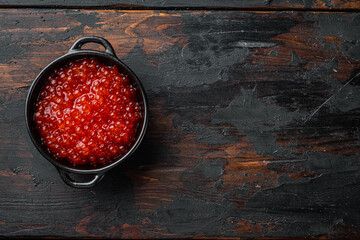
{"left": 25, "top": 36, "right": 148, "bottom": 188}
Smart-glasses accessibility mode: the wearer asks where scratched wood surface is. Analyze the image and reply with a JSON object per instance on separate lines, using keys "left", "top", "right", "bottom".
{"left": 1, "top": 9, "right": 360, "bottom": 239}
{"left": 0, "top": 0, "right": 360, "bottom": 10}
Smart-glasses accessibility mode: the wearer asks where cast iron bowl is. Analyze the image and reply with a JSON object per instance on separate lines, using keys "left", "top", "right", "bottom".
{"left": 25, "top": 36, "right": 148, "bottom": 188}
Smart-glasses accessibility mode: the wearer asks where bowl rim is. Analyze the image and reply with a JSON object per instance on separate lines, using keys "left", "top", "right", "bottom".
{"left": 25, "top": 49, "right": 149, "bottom": 174}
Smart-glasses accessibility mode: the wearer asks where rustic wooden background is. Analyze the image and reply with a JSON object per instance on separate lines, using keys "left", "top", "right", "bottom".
{"left": 1, "top": 0, "right": 360, "bottom": 239}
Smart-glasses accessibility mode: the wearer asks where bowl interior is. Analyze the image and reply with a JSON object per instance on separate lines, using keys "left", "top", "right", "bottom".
{"left": 26, "top": 52, "right": 148, "bottom": 173}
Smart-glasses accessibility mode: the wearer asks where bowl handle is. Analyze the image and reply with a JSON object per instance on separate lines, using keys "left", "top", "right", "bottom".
{"left": 68, "top": 36, "right": 117, "bottom": 57}
{"left": 57, "top": 168, "right": 104, "bottom": 188}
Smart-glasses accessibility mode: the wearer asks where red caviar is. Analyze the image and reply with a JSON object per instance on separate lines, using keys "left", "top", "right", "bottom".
{"left": 34, "top": 58, "right": 142, "bottom": 166}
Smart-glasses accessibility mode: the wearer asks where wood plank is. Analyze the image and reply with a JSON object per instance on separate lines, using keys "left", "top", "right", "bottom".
{"left": 1, "top": 9, "right": 360, "bottom": 239}
{"left": 0, "top": 0, "right": 359, "bottom": 10}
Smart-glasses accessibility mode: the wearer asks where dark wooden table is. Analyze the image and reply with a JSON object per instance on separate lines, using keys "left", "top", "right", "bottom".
{"left": 1, "top": 0, "right": 360, "bottom": 239}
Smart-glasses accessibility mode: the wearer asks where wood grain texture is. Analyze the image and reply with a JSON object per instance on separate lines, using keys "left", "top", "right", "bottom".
{"left": 0, "top": 0, "right": 359, "bottom": 10}
{"left": 1, "top": 9, "right": 360, "bottom": 239}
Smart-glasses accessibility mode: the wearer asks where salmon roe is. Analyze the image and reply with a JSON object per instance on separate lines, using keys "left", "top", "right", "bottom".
{"left": 34, "top": 58, "right": 142, "bottom": 166}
